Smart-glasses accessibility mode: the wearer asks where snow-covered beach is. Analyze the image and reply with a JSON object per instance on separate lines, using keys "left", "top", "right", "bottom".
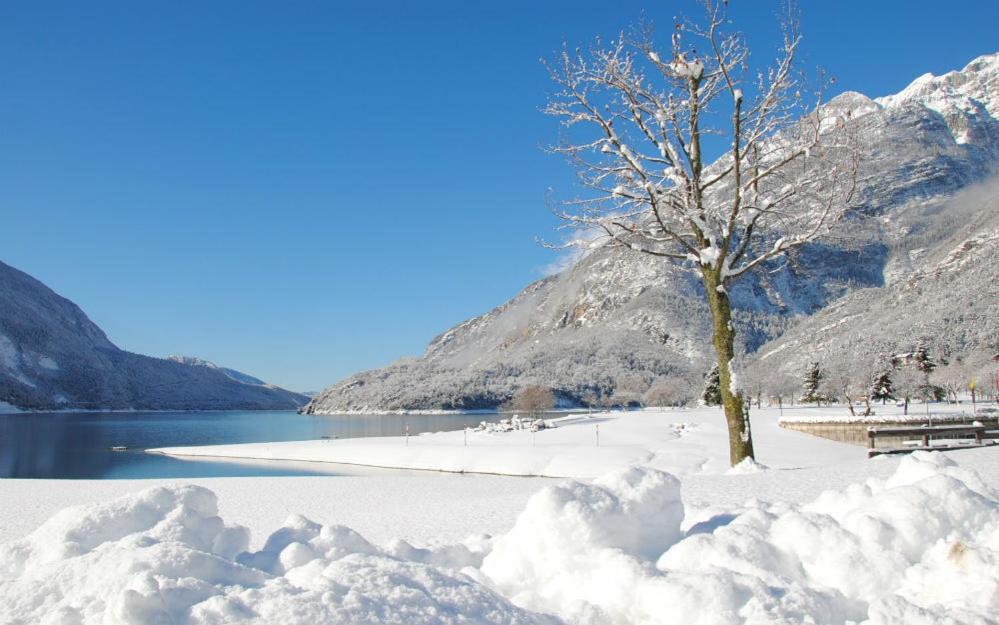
{"left": 149, "top": 406, "right": 872, "bottom": 478}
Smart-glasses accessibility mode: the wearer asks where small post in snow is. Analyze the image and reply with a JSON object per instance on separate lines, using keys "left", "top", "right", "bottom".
{"left": 596, "top": 424, "right": 600, "bottom": 447}
{"left": 405, "top": 423, "right": 410, "bottom": 446}
{"left": 464, "top": 428, "right": 468, "bottom": 447}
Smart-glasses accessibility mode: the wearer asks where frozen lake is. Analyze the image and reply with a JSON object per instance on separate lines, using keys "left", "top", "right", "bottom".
{"left": 0, "top": 410, "right": 488, "bottom": 479}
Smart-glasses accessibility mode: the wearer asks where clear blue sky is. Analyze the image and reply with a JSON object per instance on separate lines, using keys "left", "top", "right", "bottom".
{"left": 2, "top": 1, "right": 996, "bottom": 392}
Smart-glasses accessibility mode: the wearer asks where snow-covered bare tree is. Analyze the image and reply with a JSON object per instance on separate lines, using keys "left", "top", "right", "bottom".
{"left": 822, "top": 349, "right": 879, "bottom": 417}
{"left": 893, "top": 367, "right": 923, "bottom": 416}
{"left": 544, "top": 1, "right": 859, "bottom": 464}
{"left": 738, "top": 363, "right": 768, "bottom": 409}
{"left": 508, "top": 385, "right": 556, "bottom": 417}
{"left": 612, "top": 374, "right": 651, "bottom": 407}
{"left": 643, "top": 377, "right": 689, "bottom": 408}
{"left": 821, "top": 367, "right": 857, "bottom": 416}
{"left": 767, "top": 372, "right": 799, "bottom": 411}
{"left": 936, "top": 360, "right": 968, "bottom": 403}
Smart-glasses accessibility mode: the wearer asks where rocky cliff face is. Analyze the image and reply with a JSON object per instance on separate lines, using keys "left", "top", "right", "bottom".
{"left": 0, "top": 262, "right": 308, "bottom": 411}
{"left": 304, "top": 53, "right": 999, "bottom": 414}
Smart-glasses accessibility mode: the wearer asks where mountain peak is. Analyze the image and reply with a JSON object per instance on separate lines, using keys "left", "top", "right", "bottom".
{"left": 876, "top": 51, "right": 999, "bottom": 117}
{"left": 166, "top": 355, "right": 268, "bottom": 387}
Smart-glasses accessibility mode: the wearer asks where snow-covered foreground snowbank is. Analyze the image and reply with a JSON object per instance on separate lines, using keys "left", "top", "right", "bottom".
{"left": 151, "top": 406, "right": 867, "bottom": 477}
{"left": 3, "top": 451, "right": 997, "bottom": 624}
{"left": 0, "top": 473, "right": 550, "bottom": 548}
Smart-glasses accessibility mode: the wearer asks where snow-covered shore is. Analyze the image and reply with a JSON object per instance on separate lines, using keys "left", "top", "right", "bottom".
{"left": 2, "top": 450, "right": 998, "bottom": 624}
{"left": 150, "top": 406, "right": 869, "bottom": 478}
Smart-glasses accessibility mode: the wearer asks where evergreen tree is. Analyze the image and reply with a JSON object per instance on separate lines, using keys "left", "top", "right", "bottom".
{"left": 912, "top": 342, "right": 936, "bottom": 374}
{"left": 700, "top": 364, "right": 722, "bottom": 407}
{"left": 869, "top": 355, "right": 897, "bottom": 404}
{"left": 911, "top": 341, "right": 940, "bottom": 403}
{"left": 801, "top": 362, "right": 824, "bottom": 404}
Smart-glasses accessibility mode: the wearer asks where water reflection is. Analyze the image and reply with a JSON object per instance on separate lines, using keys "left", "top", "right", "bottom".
{"left": 0, "top": 410, "right": 489, "bottom": 479}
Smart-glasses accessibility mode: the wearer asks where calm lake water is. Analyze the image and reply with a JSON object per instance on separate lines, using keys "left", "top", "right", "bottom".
{"left": 0, "top": 410, "right": 489, "bottom": 479}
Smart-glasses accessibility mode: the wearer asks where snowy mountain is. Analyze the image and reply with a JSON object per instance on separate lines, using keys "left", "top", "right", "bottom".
{"left": 304, "top": 53, "right": 999, "bottom": 414}
{"left": 0, "top": 261, "right": 309, "bottom": 411}
{"left": 750, "top": 176, "right": 999, "bottom": 381}
{"left": 166, "top": 356, "right": 268, "bottom": 387}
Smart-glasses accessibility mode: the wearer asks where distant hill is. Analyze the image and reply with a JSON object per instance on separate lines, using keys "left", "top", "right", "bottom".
{"left": 166, "top": 355, "right": 269, "bottom": 387}
{"left": 303, "top": 52, "right": 999, "bottom": 414}
{"left": 0, "top": 262, "right": 308, "bottom": 411}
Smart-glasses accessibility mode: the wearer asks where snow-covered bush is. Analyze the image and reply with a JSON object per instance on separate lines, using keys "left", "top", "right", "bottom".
{"left": 474, "top": 415, "right": 552, "bottom": 433}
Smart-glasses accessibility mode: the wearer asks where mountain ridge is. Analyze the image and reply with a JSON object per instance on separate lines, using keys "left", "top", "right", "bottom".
{"left": 303, "top": 52, "right": 999, "bottom": 414}
{"left": 0, "top": 261, "right": 308, "bottom": 411}
{"left": 165, "top": 356, "right": 269, "bottom": 387}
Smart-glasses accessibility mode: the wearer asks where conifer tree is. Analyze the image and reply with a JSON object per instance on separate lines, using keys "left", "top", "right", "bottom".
{"left": 912, "top": 342, "right": 937, "bottom": 375}
{"left": 700, "top": 364, "right": 722, "bottom": 407}
{"left": 801, "top": 362, "right": 824, "bottom": 404}
{"left": 869, "top": 355, "right": 897, "bottom": 404}
{"left": 911, "top": 342, "right": 941, "bottom": 403}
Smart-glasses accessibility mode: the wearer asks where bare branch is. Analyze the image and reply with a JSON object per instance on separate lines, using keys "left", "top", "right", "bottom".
{"left": 543, "top": 0, "right": 859, "bottom": 287}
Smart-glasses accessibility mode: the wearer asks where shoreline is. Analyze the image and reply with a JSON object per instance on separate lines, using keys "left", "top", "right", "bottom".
{"left": 148, "top": 406, "right": 869, "bottom": 479}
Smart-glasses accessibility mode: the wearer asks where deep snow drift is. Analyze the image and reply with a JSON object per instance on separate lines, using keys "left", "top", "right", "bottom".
{"left": 0, "top": 472, "right": 551, "bottom": 548}
{"left": 2, "top": 451, "right": 997, "bottom": 625}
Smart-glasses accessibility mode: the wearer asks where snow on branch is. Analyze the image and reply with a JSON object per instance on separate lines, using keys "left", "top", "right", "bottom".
{"left": 544, "top": 0, "right": 859, "bottom": 282}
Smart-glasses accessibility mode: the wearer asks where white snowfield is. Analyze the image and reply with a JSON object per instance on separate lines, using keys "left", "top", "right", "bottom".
{"left": 149, "top": 406, "right": 869, "bottom": 478}
{"left": 1, "top": 451, "right": 998, "bottom": 624}
{"left": 777, "top": 401, "right": 993, "bottom": 424}
{"left": 0, "top": 473, "right": 551, "bottom": 549}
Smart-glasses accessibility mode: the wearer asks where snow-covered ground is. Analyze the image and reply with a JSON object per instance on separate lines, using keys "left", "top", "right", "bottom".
{"left": 777, "top": 400, "right": 996, "bottom": 424}
{"left": 3, "top": 405, "right": 998, "bottom": 624}
{"left": 1, "top": 449, "right": 997, "bottom": 624}
{"left": 150, "top": 406, "right": 871, "bottom": 478}
{"left": 0, "top": 473, "right": 552, "bottom": 548}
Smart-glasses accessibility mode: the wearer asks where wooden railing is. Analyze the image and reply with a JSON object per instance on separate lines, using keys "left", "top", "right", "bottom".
{"left": 867, "top": 424, "right": 998, "bottom": 458}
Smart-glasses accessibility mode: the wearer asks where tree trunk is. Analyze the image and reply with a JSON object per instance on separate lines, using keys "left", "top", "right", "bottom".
{"left": 703, "top": 271, "right": 755, "bottom": 465}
